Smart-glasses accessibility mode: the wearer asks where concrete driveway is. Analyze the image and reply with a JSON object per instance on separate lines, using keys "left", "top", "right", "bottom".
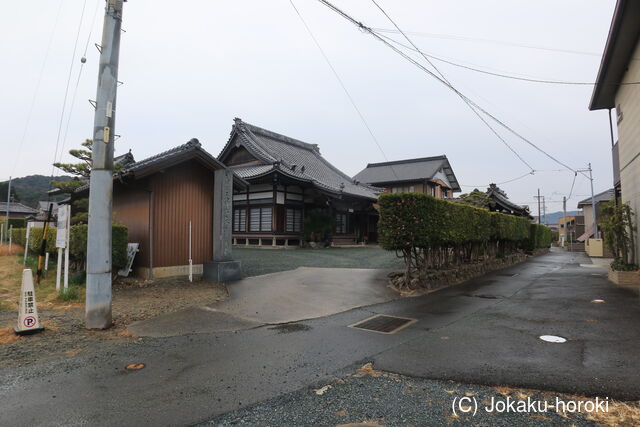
{"left": 128, "top": 267, "right": 398, "bottom": 337}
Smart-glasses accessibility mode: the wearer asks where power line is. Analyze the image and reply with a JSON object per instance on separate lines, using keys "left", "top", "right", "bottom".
{"left": 317, "top": 0, "right": 585, "bottom": 179}
{"left": 459, "top": 170, "right": 535, "bottom": 188}
{"left": 371, "top": 28, "right": 602, "bottom": 57}
{"left": 58, "top": 0, "right": 102, "bottom": 165}
{"left": 288, "top": 0, "right": 399, "bottom": 180}
{"left": 376, "top": 33, "right": 640, "bottom": 86}
{"left": 11, "top": 0, "right": 64, "bottom": 177}
{"left": 51, "top": 0, "right": 89, "bottom": 177}
{"left": 369, "top": 0, "right": 534, "bottom": 172}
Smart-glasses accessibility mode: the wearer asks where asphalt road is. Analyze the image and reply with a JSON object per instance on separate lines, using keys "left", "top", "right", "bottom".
{"left": 1, "top": 249, "right": 638, "bottom": 426}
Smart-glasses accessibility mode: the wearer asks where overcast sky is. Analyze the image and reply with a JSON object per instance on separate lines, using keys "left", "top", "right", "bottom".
{"left": 1, "top": 0, "right": 618, "bottom": 214}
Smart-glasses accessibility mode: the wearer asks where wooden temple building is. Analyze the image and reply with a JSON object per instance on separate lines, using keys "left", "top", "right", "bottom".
{"left": 218, "top": 119, "right": 381, "bottom": 246}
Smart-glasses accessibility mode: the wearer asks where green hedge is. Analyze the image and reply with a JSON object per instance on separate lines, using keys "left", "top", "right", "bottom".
{"left": 9, "top": 224, "right": 128, "bottom": 270}
{"left": 379, "top": 193, "right": 536, "bottom": 250}
{"left": 7, "top": 218, "right": 26, "bottom": 229}
{"left": 69, "top": 224, "right": 128, "bottom": 270}
{"left": 526, "top": 223, "right": 553, "bottom": 251}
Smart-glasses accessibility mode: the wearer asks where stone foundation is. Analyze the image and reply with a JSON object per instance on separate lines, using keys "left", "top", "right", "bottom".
{"left": 389, "top": 250, "right": 548, "bottom": 292}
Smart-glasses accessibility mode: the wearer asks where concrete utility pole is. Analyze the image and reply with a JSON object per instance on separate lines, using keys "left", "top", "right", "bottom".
{"left": 535, "top": 189, "right": 542, "bottom": 224}
{"left": 588, "top": 163, "right": 599, "bottom": 239}
{"left": 542, "top": 196, "right": 547, "bottom": 225}
{"left": 563, "top": 196, "right": 567, "bottom": 246}
{"left": 86, "top": 0, "right": 124, "bottom": 329}
{"left": 5, "top": 176, "right": 11, "bottom": 243}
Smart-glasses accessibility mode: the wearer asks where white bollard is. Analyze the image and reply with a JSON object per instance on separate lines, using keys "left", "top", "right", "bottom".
{"left": 44, "top": 252, "right": 50, "bottom": 272}
{"left": 56, "top": 248, "right": 63, "bottom": 291}
{"left": 14, "top": 269, "right": 44, "bottom": 335}
{"left": 9, "top": 225, "right": 12, "bottom": 253}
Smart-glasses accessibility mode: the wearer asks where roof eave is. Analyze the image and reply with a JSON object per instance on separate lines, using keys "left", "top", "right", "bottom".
{"left": 589, "top": 0, "right": 640, "bottom": 110}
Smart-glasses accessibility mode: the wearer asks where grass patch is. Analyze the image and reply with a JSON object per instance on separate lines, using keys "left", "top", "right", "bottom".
{"left": 0, "top": 246, "right": 85, "bottom": 309}
{"left": 58, "top": 286, "right": 80, "bottom": 301}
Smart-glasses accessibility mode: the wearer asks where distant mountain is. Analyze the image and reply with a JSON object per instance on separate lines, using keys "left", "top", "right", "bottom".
{"left": 0, "top": 175, "right": 72, "bottom": 208}
{"left": 534, "top": 210, "right": 580, "bottom": 225}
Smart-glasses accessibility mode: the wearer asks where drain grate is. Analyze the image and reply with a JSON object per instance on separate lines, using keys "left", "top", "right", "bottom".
{"left": 349, "top": 314, "right": 416, "bottom": 334}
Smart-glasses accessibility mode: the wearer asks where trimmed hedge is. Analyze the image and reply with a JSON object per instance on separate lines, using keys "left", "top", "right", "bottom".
{"left": 378, "top": 193, "right": 552, "bottom": 287}
{"left": 379, "top": 193, "right": 535, "bottom": 250}
{"left": 7, "top": 218, "right": 26, "bottom": 229}
{"left": 9, "top": 224, "right": 128, "bottom": 270}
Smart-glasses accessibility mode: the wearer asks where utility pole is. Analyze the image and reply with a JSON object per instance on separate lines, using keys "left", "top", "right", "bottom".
{"left": 588, "top": 163, "right": 598, "bottom": 239}
{"left": 4, "top": 176, "right": 10, "bottom": 243}
{"left": 542, "top": 196, "right": 546, "bottom": 225}
{"left": 563, "top": 196, "right": 567, "bottom": 246}
{"left": 534, "top": 189, "right": 542, "bottom": 224}
{"left": 86, "top": 0, "right": 124, "bottom": 329}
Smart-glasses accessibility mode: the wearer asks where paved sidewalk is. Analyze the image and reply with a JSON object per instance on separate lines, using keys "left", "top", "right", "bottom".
{"left": 128, "top": 267, "right": 398, "bottom": 337}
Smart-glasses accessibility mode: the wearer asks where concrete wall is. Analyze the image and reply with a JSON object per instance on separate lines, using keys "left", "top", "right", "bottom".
{"left": 616, "top": 40, "right": 640, "bottom": 264}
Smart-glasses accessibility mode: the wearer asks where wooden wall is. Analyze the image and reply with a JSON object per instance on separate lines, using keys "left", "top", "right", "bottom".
{"left": 149, "top": 161, "right": 214, "bottom": 267}
{"left": 113, "top": 183, "right": 151, "bottom": 268}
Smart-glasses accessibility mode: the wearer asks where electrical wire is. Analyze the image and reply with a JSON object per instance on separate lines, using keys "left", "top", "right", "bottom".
{"left": 369, "top": 0, "right": 534, "bottom": 172}
{"left": 11, "top": 0, "right": 64, "bottom": 177}
{"left": 376, "top": 33, "right": 640, "bottom": 86}
{"left": 58, "top": 0, "right": 102, "bottom": 165}
{"left": 51, "top": 0, "right": 89, "bottom": 177}
{"left": 371, "top": 28, "right": 602, "bottom": 58}
{"left": 317, "top": 0, "right": 586, "bottom": 179}
{"left": 459, "top": 170, "right": 535, "bottom": 188}
{"left": 567, "top": 172, "right": 578, "bottom": 200}
{"left": 288, "top": 0, "right": 399, "bottom": 180}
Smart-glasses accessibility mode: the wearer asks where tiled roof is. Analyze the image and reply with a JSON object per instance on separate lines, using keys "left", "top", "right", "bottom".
{"left": 577, "top": 188, "right": 614, "bottom": 208}
{"left": 74, "top": 139, "right": 248, "bottom": 193}
{"left": 353, "top": 156, "right": 461, "bottom": 191}
{"left": 486, "top": 184, "right": 530, "bottom": 217}
{"left": 220, "top": 119, "right": 380, "bottom": 200}
{"left": 1, "top": 202, "right": 38, "bottom": 214}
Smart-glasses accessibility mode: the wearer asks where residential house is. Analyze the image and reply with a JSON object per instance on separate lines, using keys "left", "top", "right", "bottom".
{"left": 576, "top": 188, "right": 614, "bottom": 239}
{"left": 577, "top": 189, "right": 615, "bottom": 257}
{"left": 558, "top": 215, "right": 586, "bottom": 250}
{"left": 74, "top": 138, "right": 247, "bottom": 279}
{"left": 353, "top": 155, "right": 461, "bottom": 198}
{"left": 1, "top": 202, "right": 39, "bottom": 220}
{"left": 589, "top": 0, "right": 640, "bottom": 263}
{"left": 218, "top": 118, "right": 380, "bottom": 246}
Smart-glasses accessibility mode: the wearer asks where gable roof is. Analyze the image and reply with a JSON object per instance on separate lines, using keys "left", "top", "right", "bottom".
{"left": 74, "top": 139, "right": 248, "bottom": 194}
{"left": 218, "top": 118, "right": 379, "bottom": 200}
{"left": 486, "top": 184, "right": 531, "bottom": 218}
{"left": 577, "top": 188, "right": 615, "bottom": 208}
{"left": 589, "top": 0, "right": 640, "bottom": 110}
{"left": 353, "top": 156, "right": 461, "bottom": 192}
{"left": 1, "top": 202, "right": 38, "bottom": 215}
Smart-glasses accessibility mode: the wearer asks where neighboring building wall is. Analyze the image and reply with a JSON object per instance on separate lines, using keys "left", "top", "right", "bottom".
{"left": 150, "top": 161, "right": 214, "bottom": 269}
{"left": 113, "top": 184, "right": 151, "bottom": 268}
{"left": 581, "top": 205, "right": 594, "bottom": 233}
{"left": 616, "top": 40, "right": 640, "bottom": 264}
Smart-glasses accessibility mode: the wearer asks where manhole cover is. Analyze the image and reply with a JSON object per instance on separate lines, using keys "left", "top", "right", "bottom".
{"left": 539, "top": 335, "right": 566, "bottom": 343}
{"left": 349, "top": 315, "right": 416, "bottom": 334}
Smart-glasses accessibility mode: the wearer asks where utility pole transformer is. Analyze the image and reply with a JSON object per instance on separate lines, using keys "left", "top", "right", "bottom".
{"left": 86, "top": 0, "right": 124, "bottom": 329}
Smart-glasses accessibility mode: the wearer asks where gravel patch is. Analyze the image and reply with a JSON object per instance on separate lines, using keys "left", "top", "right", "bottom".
{"left": 205, "top": 364, "right": 602, "bottom": 426}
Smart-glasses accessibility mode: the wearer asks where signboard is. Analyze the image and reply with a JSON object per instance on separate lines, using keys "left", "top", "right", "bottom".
{"left": 56, "top": 205, "right": 70, "bottom": 248}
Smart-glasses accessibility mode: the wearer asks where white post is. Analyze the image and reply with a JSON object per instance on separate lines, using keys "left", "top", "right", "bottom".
{"left": 23, "top": 225, "right": 30, "bottom": 265}
{"left": 188, "top": 221, "right": 193, "bottom": 282}
{"left": 56, "top": 248, "right": 63, "bottom": 291}
{"left": 63, "top": 208, "right": 70, "bottom": 291}
{"left": 8, "top": 225, "right": 12, "bottom": 253}
{"left": 44, "top": 252, "right": 49, "bottom": 272}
